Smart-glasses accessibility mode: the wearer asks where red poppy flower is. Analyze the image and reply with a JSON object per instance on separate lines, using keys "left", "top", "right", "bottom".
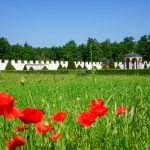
{"left": 35, "top": 121, "right": 54, "bottom": 134}
{"left": 6, "top": 106, "right": 24, "bottom": 120}
{"left": 0, "top": 92, "right": 15, "bottom": 118}
{"left": 50, "top": 133, "right": 61, "bottom": 140}
{"left": 116, "top": 106, "right": 128, "bottom": 115}
{"left": 77, "top": 111, "right": 96, "bottom": 126}
{"left": 14, "top": 125, "right": 28, "bottom": 132}
{"left": 89, "top": 105, "right": 109, "bottom": 117}
{"left": 19, "top": 107, "right": 44, "bottom": 124}
{"left": 89, "top": 98, "right": 104, "bottom": 107}
{"left": 5, "top": 136, "right": 26, "bottom": 150}
{"left": 51, "top": 112, "right": 67, "bottom": 122}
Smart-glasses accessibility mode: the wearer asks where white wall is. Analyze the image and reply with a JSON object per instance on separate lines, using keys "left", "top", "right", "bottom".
{"left": 0, "top": 59, "right": 148, "bottom": 70}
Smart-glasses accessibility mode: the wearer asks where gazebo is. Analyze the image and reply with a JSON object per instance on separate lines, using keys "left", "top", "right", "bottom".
{"left": 124, "top": 52, "right": 142, "bottom": 69}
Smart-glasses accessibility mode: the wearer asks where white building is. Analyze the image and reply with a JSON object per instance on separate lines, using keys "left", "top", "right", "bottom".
{"left": 0, "top": 53, "right": 149, "bottom": 70}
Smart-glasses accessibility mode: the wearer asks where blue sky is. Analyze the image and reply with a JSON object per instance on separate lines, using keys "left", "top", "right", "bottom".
{"left": 0, "top": 0, "right": 150, "bottom": 47}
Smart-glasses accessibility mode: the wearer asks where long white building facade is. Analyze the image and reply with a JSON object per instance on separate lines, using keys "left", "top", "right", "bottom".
{"left": 0, "top": 59, "right": 149, "bottom": 71}
{"left": 0, "top": 52, "right": 149, "bottom": 70}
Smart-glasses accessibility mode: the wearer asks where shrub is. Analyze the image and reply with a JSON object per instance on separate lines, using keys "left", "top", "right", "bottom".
{"left": 83, "top": 65, "right": 88, "bottom": 70}
{"left": 67, "top": 60, "right": 76, "bottom": 69}
{"left": 77, "top": 65, "right": 82, "bottom": 69}
{"left": 2, "top": 69, "right": 150, "bottom": 75}
{"left": 144, "top": 63, "right": 147, "bottom": 69}
{"left": 95, "top": 69, "right": 150, "bottom": 75}
{"left": 93, "top": 66, "right": 97, "bottom": 70}
{"left": 116, "top": 65, "right": 121, "bottom": 69}
{"left": 57, "top": 64, "right": 63, "bottom": 70}
{"left": 23, "top": 65, "right": 27, "bottom": 70}
{"left": 109, "top": 59, "right": 115, "bottom": 69}
{"left": 102, "top": 65, "right": 109, "bottom": 69}
{"left": 29, "top": 67, "right": 34, "bottom": 70}
{"left": 42, "top": 66, "right": 48, "bottom": 70}
{"left": 63, "top": 66, "right": 67, "bottom": 70}
{"left": 5, "top": 61, "right": 16, "bottom": 70}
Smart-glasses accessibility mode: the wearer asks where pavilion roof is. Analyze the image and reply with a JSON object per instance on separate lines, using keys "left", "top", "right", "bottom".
{"left": 124, "top": 52, "right": 142, "bottom": 57}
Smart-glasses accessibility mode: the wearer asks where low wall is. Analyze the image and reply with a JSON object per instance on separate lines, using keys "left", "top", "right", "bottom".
{"left": 0, "top": 59, "right": 149, "bottom": 70}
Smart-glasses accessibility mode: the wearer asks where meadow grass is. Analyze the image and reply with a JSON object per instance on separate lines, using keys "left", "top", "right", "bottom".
{"left": 0, "top": 72, "right": 150, "bottom": 150}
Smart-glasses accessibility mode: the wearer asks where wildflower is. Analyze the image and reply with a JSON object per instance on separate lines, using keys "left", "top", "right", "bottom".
{"left": 0, "top": 92, "right": 15, "bottom": 119}
{"left": 51, "top": 112, "right": 67, "bottom": 122}
{"left": 0, "top": 92, "right": 24, "bottom": 120}
{"left": 19, "top": 107, "right": 44, "bottom": 124}
{"left": 89, "top": 105, "right": 109, "bottom": 117}
{"left": 9, "top": 106, "right": 24, "bottom": 119}
{"left": 35, "top": 121, "right": 54, "bottom": 134}
{"left": 89, "top": 98, "right": 108, "bottom": 117}
{"left": 89, "top": 98, "right": 104, "bottom": 107}
{"left": 5, "top": 136, "right": 26, "bottom": 150}
{"left": 77, "top": 111, "right": 96, "bottom": 126}
{"left": 116, "top": 106, "right": 128, "bottom": 115}
{"left": 50, "top": 133, "right": 61, "bottom": 140}
{"left": 14, "top": 125, "right": 28, "bottom": 132}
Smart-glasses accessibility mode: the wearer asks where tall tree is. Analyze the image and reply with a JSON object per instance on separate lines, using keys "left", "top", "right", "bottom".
{"left": 136, "top": 35, "right": 150, "bottom": 60}
{"left": 100, "top": 39, "right": 111, "bottom": 59}
{"left": 111, "top": 42, "right": 122, "bottom": 61}
{"left": 63, "top": 40, "right": 78, "bottom": 60}
{"left": 23, "top": 42, "right": 36, "bottom": 60}
{"left": 78, "top": 44, "right": 86, "bottom": 62}
{"left": 120, "top": 36, "right": 135, "bottom": 55}
{"left": 0, "top": 37, "right": 12, "bottom": 59}
{"left": 0, "top": 35, "right": 150, "bottom": 62}
{"left": 86, "top": 38, "right": 103, "bottom": 62}
{"left": 11, "top": 44, "right": 23, "bottom": 60}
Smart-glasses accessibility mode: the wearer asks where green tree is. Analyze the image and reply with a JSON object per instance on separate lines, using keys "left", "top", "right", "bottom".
{"left": 86, "top": 38, "right": 103, "bottom": 62}
{"left": 0, "top": 35, "right": 150, "bottom": 63}
{"left": 100, "top": 39, "right": 112, "bottom": 59}
{"left": 111, "top": 42, "right": 122, "bottom": 61}
{"left": 78, "top": 44, "right": 86, "bottom": 62}
{"left": 120, "top": 37, "right": 135, "bottom": 56}
{"left": 63, "top": 40, "right": 79, "bottom": 61}
{"left": 23, "top": 42, "right": 36, "bottom": 60}
{"left": 136, "top": 35, "right": 150, "bottom": 60}
{"left": 0, "top": 37, "right": 12, "bottom": 59}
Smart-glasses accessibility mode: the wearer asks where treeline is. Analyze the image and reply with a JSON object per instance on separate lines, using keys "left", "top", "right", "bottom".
{"left": 0, "top": 35, "right": 150, "bottom": 62}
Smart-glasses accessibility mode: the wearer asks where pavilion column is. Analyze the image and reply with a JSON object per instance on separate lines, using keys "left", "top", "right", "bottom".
{"left": 138, "top": 57, "right": 142, "bottom": 69}
{"left": 124, "top": 58, "right": 126, "bottom": 69}
{"left": 129, "top": 58, "right": 132, "bottom": 69}
{"left": 137, "top": 58, "right": 140, "bottom": 69}
{"left": 134, "top": 61, "right": 136, "bottom": 69}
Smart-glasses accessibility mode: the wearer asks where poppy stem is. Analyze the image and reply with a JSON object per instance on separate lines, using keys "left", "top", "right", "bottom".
{"left": 3, "top": 116, "right": 6, "bottom": 140}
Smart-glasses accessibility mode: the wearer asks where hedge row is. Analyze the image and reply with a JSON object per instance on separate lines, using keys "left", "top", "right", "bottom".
{"left": 0, "top": 70, "right": 78, "bottom": 75}
{"left": 95, "top": 69, "right": 150, "bottom": 75}
{"left": 0, "top": 69, "right": 150, "bottom": 75}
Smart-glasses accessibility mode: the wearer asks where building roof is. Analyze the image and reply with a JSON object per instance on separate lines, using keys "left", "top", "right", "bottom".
{"left": 125, "top": 52, "right": 142, "bottom": 57}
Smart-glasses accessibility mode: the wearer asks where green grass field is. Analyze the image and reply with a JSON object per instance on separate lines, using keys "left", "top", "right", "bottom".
{"left": 0, "top": 73, "right": 150, "bottom": 150}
